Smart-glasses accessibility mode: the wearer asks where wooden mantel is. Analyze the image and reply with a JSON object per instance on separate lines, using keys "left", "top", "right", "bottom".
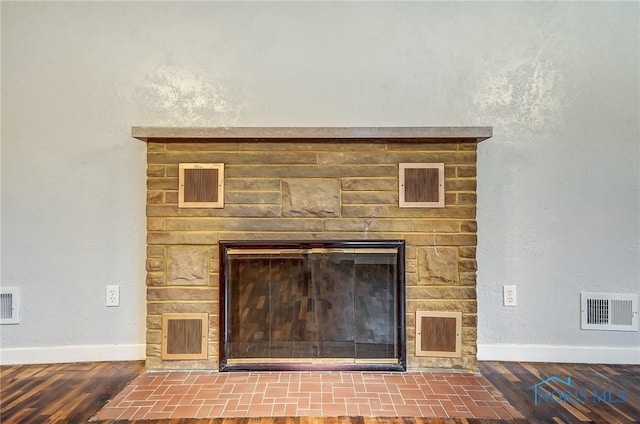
{"left": 132, "top": 126, "right": 492, "bottom": 142}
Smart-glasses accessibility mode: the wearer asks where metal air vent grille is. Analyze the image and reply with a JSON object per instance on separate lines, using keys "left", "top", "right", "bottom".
{"left": 0, "top": 288, "right": 19, "bottom": 325}
{"left": 581, "top": 292, "right": 638, "bottom": 331}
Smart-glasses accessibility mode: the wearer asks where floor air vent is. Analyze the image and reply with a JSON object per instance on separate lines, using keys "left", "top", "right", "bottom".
{"left": 581, "top": 292, "right": 638, "bottom": 331}
{"left": 0, "top": 288, "right": 19, "bottom": 325}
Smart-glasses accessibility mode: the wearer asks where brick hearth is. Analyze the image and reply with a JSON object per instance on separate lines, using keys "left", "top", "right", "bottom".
{"left": 93, "top": 370, "right": 522, "bottom": 420}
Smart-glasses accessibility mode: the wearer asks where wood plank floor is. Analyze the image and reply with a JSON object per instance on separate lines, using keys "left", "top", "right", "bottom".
{"left": 1, "top": 361, "right": 638, "bottom": 423}
{"left": 0, "top": 361, "right": 143, "bottom": 423}
{"left": 478, "top": 361, "right": 640, "bottom": 423}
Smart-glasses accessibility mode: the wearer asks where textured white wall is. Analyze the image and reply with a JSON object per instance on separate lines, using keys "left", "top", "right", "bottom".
{"left": 1, "top": 1, "right": 638, "bottom": 363}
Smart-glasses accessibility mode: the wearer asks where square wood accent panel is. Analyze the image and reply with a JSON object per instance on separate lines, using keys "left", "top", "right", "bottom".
{"left": 399, "top": 163, "right": 445, "bottom": 208}
{"left": 178, "top": 163, "right": 224, "bottom": 208}
{"left": 161, "top": 313, "right": 209, "bottom": 360}
{"left": 415, "top": 311, "right": 462, "bottom": 357}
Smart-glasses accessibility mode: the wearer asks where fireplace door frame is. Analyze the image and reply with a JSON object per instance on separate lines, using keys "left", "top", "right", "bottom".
{"left": 219, "top": 240, "right": 406, "bottom": 372}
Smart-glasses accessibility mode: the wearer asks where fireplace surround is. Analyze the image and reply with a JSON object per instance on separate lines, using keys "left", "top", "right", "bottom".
{"left": 134, "top": 126, "right": 491, "bottom": 372}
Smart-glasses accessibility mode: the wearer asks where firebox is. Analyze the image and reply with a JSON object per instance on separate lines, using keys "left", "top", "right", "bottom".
{"left": 219, "top": 240, "right": 406, "bottom": 371}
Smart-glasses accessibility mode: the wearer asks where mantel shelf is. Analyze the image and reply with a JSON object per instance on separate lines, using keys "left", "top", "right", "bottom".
{"left": 132, "top": 126, "right": 492, "bottom": 143}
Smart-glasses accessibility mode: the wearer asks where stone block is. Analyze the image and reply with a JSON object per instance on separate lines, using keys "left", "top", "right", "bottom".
{"left": 379, "top": 206, "right": 477, "bottom": 220}
{"left": 147, "top": 302, "right": 218, "bottom": 315}
{"left": 208, "top": 318, "right": 219, "bottom": 338}
{"left": 166, "top": 165, "right": 179, "bottom": 177}
{"left": 457, "top": 193, "right": 477, "bottom": 206}
{"left": 223, "top": 205, "right": 282, "bottom": 217}
{"left": 167, "top": 246, "right": 209, "bottom": 285}
{"left": 445, "top": 193, "right": 456, "bottom": 205}
{"left": 341, "top": 192, "right": 397, "bottom": 205}
{"left": 146, "top": 258, "right": 164, "bottom": 272}
{"left": 146, "top": 272, "right": 165, "bottom": 286}
{"left": 434, "top": 234, "right": 477, "bottom": 246}
{"left": 166, "top": 218, "right": 324, "bottom": 232}
{"left": 147, "top": 287, "right": 217, "bottom": 301}
{"left": 458, "top": 247, "right": 476, "bottom": 259}
{"left": 462, "top": 342, "right": 477, "bottom": 355}
{"left": 462, "top": 314, "right": 477, "bottom": 327}
{"left": 463, "top": 327, "right": 477, "bottom": 342}
{"left": 226, "top": 192, "right": 281, "bottom": 204}
{"left": 408, "top": 356, "right": 467, "bottom": 370}
{"left": 341, "top": 178, "right": 396, "bottom": 191}
{"left": 407, "top": 286, "right": 476, "bottom": 300}
{"left": 146, "top": 344, "right": 160, "bottom": 358}
{"left": 147, "top": 204, "right": 283, "bottom": 218}
{"left": 225, "top": 178, "right": 281, "bottom": 191}
{"left": 459, "top": 272, "right": 477, "bottom": 286}
{"left": 319, "top": 151, "right": 476, "bottom": 164}
{"left": 147, "top": 165, "right": 165, "bottom": 177}
{"left": 406, "top": 314, "right": 415, "bottom": 328}
{"left": 148, "top": 231, "right": 219, "bottom": 245}
{"left": 459, "top": 259, "right": 478, "bottom": 272}
{"left": 230, "top": 165, "right": 395, "bottom": 179}
{"left": 147, "top": 191, "right": 164, "bottom": 204}
{"left": 165, "top": 191, "right": 178, "bottom": 204}
{"left": 405, "top": 272, "right": 418, "bottom": 286}
{"left": 447, "top": 179, "right": 477, "bottom": 191}
{"left": 456, "top": 165, "right": 476, "bottom": 178}
{"left": 164, "top": 142, "right": 238, "bottom": 151}
{"left": 147, "top": 178, "right": 177, "bottom": 190}
{"left": 405, "top": 258, "right": 417, "bottom": 274}
{"left": 418, "top": 247, "right": 459, "bottom": 284}
{"left": 147, "top": 246, "right": 164, "bottom": 257}
{"left": 389, "top": 142, "right": 461, "bottom": 152}
{"left": 240, "top": 142, "right": 321, "bottom": 151}
{"left": 460, "top": 220, "right": 478, "bottom": 233}
{"left": 150, "top": 151, "right": 317, "bottom": 165}
{"left": 147, "top": 143, "right": 165, "bottom": 153}
{"left": 147, "top": 315, "right": 162, "bottom": 330}
{"left": 282, "top": 179, "right": 340, "bottom": 217}
{"left": 146, "top": 357, "right": 219, "bottom": 371}
{"left": 147, "top": 218, "right": 164, "bottom": 231}
{"left": 209, "top": 258, "right": 219, "bottom": 273}
{"left": 146, "top": 329, "right": 161, "bottom": 344}
{"left": 458, "top": 143, "right": 478, "bottom": 151}
{"left": 406, "top": 299, "right": 477, "bottom": 313}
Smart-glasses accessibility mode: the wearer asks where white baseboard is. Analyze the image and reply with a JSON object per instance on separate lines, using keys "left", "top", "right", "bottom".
{"left": 478, "top": 343, "right": 640, "bottom": 365}
{"left": 0, "top": 344, "right": 145, "bottom": 365}
{"left": 3, "top": 343, "right": 638, "bottom": 366}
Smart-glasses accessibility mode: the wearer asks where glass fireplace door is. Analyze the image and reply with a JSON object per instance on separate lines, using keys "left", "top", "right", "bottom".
{"left": 220, "top": 240, "right": 405, "bottom": 371}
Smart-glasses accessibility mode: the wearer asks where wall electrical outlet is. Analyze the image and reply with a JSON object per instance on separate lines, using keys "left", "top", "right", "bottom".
{"left": 106, "top": 285, "right": 120, "bottom": 307}
{"left": 503, "top": 285, "right": 517, "bottom": 306}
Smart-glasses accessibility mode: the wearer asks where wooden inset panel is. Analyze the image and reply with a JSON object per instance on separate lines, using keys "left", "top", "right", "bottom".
{"left": 404, "top": 168, "right": 440, "bottom": 202}
{"left": 415, "top": 311, "right": 461, "bottom": 357}
{"left": 178, "top": 163, "right": 224, "bottom": 208}
{"left": 399, "top": 163, "right": 444, "bottom": 208}
{"left": 184, "top": 169, "right": 218, "bottom": 202}
{"left": 162, "top": 313, "right": 208, "bottom": 360}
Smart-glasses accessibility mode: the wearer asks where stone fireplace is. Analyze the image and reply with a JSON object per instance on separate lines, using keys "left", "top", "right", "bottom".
{"left": 134, "top": 126, "right": 491, "bottom": 372}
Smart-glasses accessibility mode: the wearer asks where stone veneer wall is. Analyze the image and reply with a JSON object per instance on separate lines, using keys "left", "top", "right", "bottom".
{"left": 144, "top": 139, "right": 479, "bottom": 370}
